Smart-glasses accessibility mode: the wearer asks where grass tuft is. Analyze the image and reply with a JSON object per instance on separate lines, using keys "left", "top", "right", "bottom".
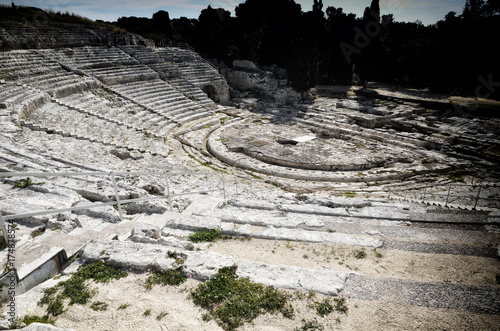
{"left": 188, "top": 228, "right": 233, "bottom": 243}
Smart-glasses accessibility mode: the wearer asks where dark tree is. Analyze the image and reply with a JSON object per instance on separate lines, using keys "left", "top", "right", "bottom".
{"left": 194, "top": 6, "right": 234, "bottom": 61}
{"left": 116, "top": 10, "right": 173, "bottom": 45}
{"left": 288, "top": 1, "right": 324, "bottom": 98}
{"left": 171, "top": 17, "right": 197, "bottom": 44}
{"left": 323, "top": 7, "right": 358, "bottom": 84}
{"left": 152, "top": 10, "right": 172, "bottom": 39}
{"left": 234, "top": 0, "right": 302, "bottom": 66}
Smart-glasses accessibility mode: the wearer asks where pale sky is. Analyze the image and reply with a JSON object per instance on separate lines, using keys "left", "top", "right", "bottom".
{"left": 1, "top": 0, "right": 467, "bottom": 25}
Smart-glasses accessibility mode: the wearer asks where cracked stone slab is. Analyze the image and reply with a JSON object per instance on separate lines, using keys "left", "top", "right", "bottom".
{"left": 181, "top": 251, "right": 354, "bottom": 296}
{"left": 279, "top": 204, "right": 351, "bottom": 217}
{"left": 81, "top": 240, "right": 176, "bottom": 271}
{"left": 80, "top": 240, "right": 354, "bottom": 296}
{"left": 163, "top": 214, "right": 383, "bottom": 247}
{"left": 235, "top": 260, "right": 355, "bottom": 296}
{"left": 195, "top": 208, "right": 325, "bottom": 228}
{"left": 227, "top": 198, "right": 276, "bottom": 210}
{"left": 256, "top": 227, "right": 383, "bottom": 247}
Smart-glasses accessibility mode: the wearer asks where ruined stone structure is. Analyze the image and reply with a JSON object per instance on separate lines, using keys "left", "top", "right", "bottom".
{"left": 0, "top": 41, "right": 499, "bottom": 330}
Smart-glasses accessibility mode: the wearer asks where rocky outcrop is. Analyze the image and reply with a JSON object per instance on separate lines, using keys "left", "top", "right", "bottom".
{"left": 0, "top": 20, "right": 154, "bottom": 51}
{"left": 222, "top": 60, "right": 299, "bottom": 105}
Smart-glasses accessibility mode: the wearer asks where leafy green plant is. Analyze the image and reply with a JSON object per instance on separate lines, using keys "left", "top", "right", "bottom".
{"left": 294, "top": 318, "right": 324, "bottom": 331}
{"left": 90, "top": 301, "right": 108, "bottom": 311}
{"left": 310, "top": 298, "right": 334, "bottom": 317}
{"left": 353, "top": 249, "right": 367, "bottom": 259}
{"left": 166, "top": 251, "right": 185, "bottom": 265}
{"left": 45, "top": 295, "right": 65, "bottom": 316}
{"left": 38, "top": 260, "right": 128, "bottom": 317}
{"left": 143, "top": 309, "right": 151, "bottom": 316}
{"left": 191, "top": 265, "right": 290, "bottom": 330}
{"left": 12, "top": 177, "right": 44, "bottom": 189}
{"left": 188, "top": 228, "right": 233, "bottom": 243}
{"left": 118, "top": 303, "right": 131, "bottom": 310}
{"left": 145, "top": 266, "right": 187, "bottom": 290}
{"left": 333, "top": 296, "right": 348, "bottom": 314}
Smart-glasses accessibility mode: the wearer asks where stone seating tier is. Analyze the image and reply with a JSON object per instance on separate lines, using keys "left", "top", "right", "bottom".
{"left": 56, "top": 91, "right": 178, "bottom": 137}
{"left": 25, "top": 102, "right": 169, "bottom": 156}
{"left": 110, "top": 79, "right": 211, "bottom": 121}
{"left": 57, "top": 47, "right": 141, "bottom": 70}
{"left": 88, "top": 66, "right": 159, "bottom": 85}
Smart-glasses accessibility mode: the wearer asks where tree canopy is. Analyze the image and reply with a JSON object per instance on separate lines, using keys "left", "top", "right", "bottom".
{"left": 115, "top": 0, "right": 500, "bottom": 98}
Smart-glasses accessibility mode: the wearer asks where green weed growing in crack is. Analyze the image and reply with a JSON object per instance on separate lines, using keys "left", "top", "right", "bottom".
{"left": 373, "top": 249, "right": 383, "bottom": 258}
{"left": 188, "top": 228, "right": 235, "bottom": 243}
{"left": 309, "top": 298, "right": 334, "bottom": 317}
{"left": 9, "top": 315, "right": 56, "bottom": 328}
{"left": 156, "top": 311, "right": 168, "bottom": 321}
{"left": 294, "top": 318, "right": 324, "bottom": 331}
{"left": 12, "top": 177, "right": 44, "bottom": 189}
{"left": 118, "top": 303, "right": 131, "bottom": 310}
{"left": 90, "top": 301, "right": 108, "bottom": 311}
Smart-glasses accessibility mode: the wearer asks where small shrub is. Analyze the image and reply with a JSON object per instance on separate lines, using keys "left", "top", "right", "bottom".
{"left": 118, "top": 303, "right": 131, "bottom": 310}
{"left": 353, "top": 249, "right": 367, "bottom": 259}
{"left": 333, "top": 296, "right": 348, "bottom": 314}
{"left": 190, "top": 265, "right": 290, "bottom": 330}
{"left": 143, "top": 309, "right": 151, "bottom": 316}
{"left": 46, "top": 295, "right": 65, "bottom": 316}
{"left": 281, "top": 303, "right": 295, "bottom": 319}
{"left": 310, "top": 298, "right": 334, "bottom": 317}
{"left": 145, "top": 266, "right": 187, "bottom": 290}
{"left": 90, "top": 301, "right": 108, "bottom": 311}
{"left": 38, "top": 260, "right": 128, "bottom": 315}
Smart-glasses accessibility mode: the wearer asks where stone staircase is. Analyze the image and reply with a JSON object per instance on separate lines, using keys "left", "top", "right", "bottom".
{"left": 79, "top": 194, "right": 500, "bottom": 317}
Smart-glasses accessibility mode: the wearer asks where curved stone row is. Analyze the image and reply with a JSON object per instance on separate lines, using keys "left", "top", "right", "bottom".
{"left": 205, "top": 116, "right": 461, "bottom": 183}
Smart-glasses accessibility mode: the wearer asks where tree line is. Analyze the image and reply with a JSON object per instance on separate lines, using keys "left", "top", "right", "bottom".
{"left": 114, "top": 0, "right": 500, "bottom": 99}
